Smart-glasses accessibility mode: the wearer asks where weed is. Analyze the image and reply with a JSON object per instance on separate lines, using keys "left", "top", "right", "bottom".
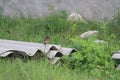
{"left": 0, "top": 10, "right": 120, "bottom": 80}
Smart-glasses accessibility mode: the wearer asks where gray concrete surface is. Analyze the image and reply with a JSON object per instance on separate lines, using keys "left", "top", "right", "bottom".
{"left": 0, "top": 0, "right": 120, "bottom": 19}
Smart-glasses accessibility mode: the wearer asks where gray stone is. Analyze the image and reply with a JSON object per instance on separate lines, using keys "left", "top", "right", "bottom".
{"left": 79, "top": 30, "right": 99, "bottom": 39}
{"left": 116, "top": 64, "right": 120, "bottom": 70}
{"left": 112, "top": 52, "right": 120, "bottom": 59}
{"left": 67, "top": 12, "right": 86, "bottom": 22}
{"left": 94, "top": 39, "right": 107, "bottom": 44}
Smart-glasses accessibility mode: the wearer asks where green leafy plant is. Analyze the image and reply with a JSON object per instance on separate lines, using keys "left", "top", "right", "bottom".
{"left": 61, "top": 37, "right": 115, "bottom": 72}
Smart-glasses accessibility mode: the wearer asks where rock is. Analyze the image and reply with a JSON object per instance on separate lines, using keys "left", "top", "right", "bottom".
{"left": 94, "top": 39, "right": 107, "bottom": 44}
{"left": 112, "top": 51, "right": 120, "bottom": 59}
{"left": 112, "top": 51, "right": 120, "bottom": 70}
{"left": 67, "top": 12, "right": 86, "bottom": 22}
{"left": 116, "top": 64, "right": 120, "bottom": 70}
{"left": 79, "top": 30, "right": 99, "bottom": 39}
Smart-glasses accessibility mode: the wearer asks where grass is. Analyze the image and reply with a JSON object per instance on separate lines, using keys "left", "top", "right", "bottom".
{"left": 1, "top": 58, "right": 119, "bottom": 80}
{"left": 0, "top": 10, "right": 120, "bottom": 80}
{"left": 0, "top": 58, "right": 101, "bottom": 80}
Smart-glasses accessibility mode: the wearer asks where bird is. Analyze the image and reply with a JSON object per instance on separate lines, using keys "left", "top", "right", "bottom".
{"left": 44, "top": 36, "right": 50, "bottom": 45}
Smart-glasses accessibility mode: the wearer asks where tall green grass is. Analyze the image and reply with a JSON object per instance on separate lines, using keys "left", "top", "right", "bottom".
{"left": 0, "top": 10, "right": 120, "bottom": 80}
{"left": 0, "top": 58, "right": 101, "bottom": 80}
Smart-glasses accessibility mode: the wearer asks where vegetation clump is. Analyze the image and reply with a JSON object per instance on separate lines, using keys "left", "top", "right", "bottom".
{"left": 0, "top": 10, "right": 120, "bottom": 80}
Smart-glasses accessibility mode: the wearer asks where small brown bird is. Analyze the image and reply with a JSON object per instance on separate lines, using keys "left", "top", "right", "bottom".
{"left": 44, "top": 36, "right": 50, "bottom": 45}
